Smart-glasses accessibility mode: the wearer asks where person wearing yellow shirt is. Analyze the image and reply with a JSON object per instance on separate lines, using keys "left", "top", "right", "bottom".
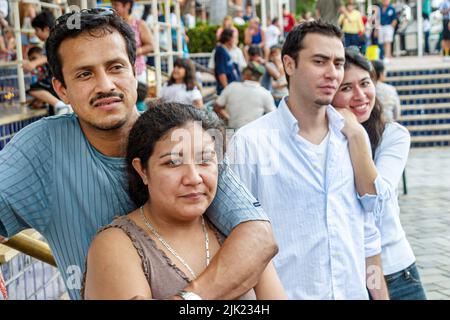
{"left": 338, "top": 0, "right": 365, "bottom": 48}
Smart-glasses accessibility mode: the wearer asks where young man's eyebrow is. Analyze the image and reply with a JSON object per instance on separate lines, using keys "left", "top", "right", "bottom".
{"left": 311, "top": 54, "right": 345, "bottom": 62}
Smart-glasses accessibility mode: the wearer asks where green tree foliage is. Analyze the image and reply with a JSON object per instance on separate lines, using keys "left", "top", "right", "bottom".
{"left": 296, "top": 0, "right": 316, "bottom": 16}
{"left": 186, "top": 23, "right": 247, "bottom": 53}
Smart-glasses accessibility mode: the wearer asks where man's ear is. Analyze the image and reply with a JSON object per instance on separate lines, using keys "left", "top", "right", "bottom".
{"left": 52, "top": 77, "right": 69, "bottom": 104}
{"left": 282, "top": 54, "right": 296, "bottom": 78}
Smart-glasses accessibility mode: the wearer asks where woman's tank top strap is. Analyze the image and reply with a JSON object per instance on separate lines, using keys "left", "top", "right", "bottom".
{"left": 251, "top": 27, "right": 262, "bottom": 45}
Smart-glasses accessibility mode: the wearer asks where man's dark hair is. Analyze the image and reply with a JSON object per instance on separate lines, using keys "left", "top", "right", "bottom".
{"left": 281, "top": 20, "right": 343, "bottom": 87}
{"left": 126, "top": 102, "right": 224, "bottom": 207}
{"left": 271, "top": 17, "right": 279, "bottom": 25}
{"left": 31, "top": 10, "right": 55, "bottom": 30}
{"left": 219, "top": 28, "right": 234, "bottom": 44}
{"left": 248, "top": 45, "right": 263, "bottom": 57}
{"left": 45, "top": 9, "right": 136, "bottom": 87}
{"left": 111, "top": 0, "right": 135, "bottom": 14}
{"left": 27, "top": 46, "right": 44, "bottom": 59}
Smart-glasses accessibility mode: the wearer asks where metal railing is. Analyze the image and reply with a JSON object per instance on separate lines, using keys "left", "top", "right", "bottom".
{"left": 1, "top": 234, "right": 65, "bottom": 300}
{"left": 0, "top": 0, "right": 69, "bottom": 104}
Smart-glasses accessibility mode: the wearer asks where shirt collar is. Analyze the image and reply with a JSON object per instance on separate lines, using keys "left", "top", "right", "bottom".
{"left": 278, "top": 96, "right": 345, "bottom": 134}
{"left": 243, "top": 80, "right": 261, "bottom": 87}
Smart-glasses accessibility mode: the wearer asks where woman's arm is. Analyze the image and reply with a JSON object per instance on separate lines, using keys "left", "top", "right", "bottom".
{"left": 254, "top": 262, "right": 287, "bottom": 300}
{"left": 138, "top": 20, "right": 154, "bottom": 56}
{"left": 338, "top": 108, "right": 378, "bottom": 196}
{"left": 244, "top": 28, "right": 252, "bottom": 46}
{"left": 83, "top": 227, "right": 152, "bottom": 300}
{"left": 259, "top": 29, "right": 266, "bottom": 48}
{"left": 181, "top": 221, "right": 277, "bottom": 300}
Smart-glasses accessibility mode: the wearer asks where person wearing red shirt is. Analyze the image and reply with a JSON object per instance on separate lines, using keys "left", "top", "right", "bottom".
{"left": 283, "top": 4, "right": 295, "bottom": 36}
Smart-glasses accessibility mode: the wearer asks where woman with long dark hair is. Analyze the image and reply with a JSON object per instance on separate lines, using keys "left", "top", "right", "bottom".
{"left": 160, "top": 58, "right": 203, "bottom": 108}
{"left": 332, "top": 48, "right": 426, "bottom": 300}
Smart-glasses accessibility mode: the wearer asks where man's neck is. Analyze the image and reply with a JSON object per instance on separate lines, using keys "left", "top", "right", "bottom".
{"left": 80, "top": 111, "right": 139, "bottom": 158}
{"left": 286, "top": 94, "right": 329, "bottom": 145}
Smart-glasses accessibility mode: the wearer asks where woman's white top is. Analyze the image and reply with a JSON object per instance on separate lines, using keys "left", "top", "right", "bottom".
{"left": 374, "top": 122, "right": 416, "bottom": 275}
{"left": 160, "top": 83, "right": 202, "bottom": 106}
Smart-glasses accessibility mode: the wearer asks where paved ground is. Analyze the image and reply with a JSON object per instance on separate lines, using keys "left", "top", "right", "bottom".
{"left": 399, "top": 147, "right": 450, "bottom": 299}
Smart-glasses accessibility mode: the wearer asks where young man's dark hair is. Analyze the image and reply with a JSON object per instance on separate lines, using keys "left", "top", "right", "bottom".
{"left": 281, "top": 20, "right": 343, "bottom": 87}
{"left": 271, "top": 17, "right": 279, "bottom": 25}
{"left": 219, "top": 27, "right": 234, "bottom": 44}
{"left": 45, "top": 8, "right": 136, "bottom": 87}
{"left": 27, "top": 46, "right": 44, "bottom": 59}
{"left": 243, "top": 61, "right": 265, "bottom": 81}
{"left": 31, "top": 10, "right": 55, "bottom": 30}
{"left": 111, "top": 0, "right": 134, "bottom": 14}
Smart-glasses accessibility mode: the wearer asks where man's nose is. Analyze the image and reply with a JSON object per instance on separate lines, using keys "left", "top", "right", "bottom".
{"left": 95, "top": 69, "right": 115, "bottom": 93}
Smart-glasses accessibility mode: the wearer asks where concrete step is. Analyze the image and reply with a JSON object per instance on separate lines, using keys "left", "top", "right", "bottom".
{"left": 411, "top": 134, "right": 450, "bottom": 143}
{"left": 399, "top": 93, "right": 450, "bottom": 100}
{"left": 400, "top": 113, "right": 450, "bottom": 122}
{"left": 395, "top": 83, "right": 450, "bottom": 92}
{"left": 386, "top": 73, "right": 450, "bottom": 82}
{"left": 407, "top": 124, "right": 450, "bottom": 132}
{"left": 387, "top": 66, "right": 450, "bottom": 77}
{"left": 401, "top": 103, "right": 450, "bottom": 111}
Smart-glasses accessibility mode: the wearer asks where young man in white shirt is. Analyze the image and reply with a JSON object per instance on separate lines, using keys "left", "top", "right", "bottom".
{"left": 228, "top": 21, "right": 389, "bottom": 300}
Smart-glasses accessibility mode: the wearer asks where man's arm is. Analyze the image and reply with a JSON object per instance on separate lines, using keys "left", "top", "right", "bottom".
{"left": 213, "top": 103, "right": 230, "bottom": 121}
{"left": 218, "top": 73, "right": 228, "bottom": 89}
{"left": 366, "top": 254, "right": 389, "bottom": 300}
{"left": 183, "top": 221, "right": 277, "bottom": 299}
{"left": 137, "top": 20, "right": 154, "bottom": 56}
{"left": 22, "top": 56, "right": 47, "bottom": 73}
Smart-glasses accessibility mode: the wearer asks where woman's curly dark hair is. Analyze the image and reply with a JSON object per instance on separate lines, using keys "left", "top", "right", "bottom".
{"left": 126, "top": 102, "right": 225, "bottom": 207}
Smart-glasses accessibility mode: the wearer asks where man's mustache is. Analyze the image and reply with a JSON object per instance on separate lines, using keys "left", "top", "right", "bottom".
{"left": 90, "top": 92, "right": 125, "bottom": 106}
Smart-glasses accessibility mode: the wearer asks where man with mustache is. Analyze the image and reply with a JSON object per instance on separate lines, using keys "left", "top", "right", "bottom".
{"left": 0, "top": 9, "right": 277, "bottom": 300}
{"left": 228, "top": 21, "right": 389, "bottom": 300}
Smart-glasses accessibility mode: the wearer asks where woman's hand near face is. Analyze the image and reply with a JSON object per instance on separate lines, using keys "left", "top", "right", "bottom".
{"left": 336, "top": 107, "right": 366, "bottom": 140}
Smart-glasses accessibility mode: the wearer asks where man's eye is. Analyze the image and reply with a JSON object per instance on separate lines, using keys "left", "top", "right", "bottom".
{"left": 111, "top": 65, "right": 124, "bottom": 71}
{"left": 77, "top": 72, "right": 91, "bottom": 79}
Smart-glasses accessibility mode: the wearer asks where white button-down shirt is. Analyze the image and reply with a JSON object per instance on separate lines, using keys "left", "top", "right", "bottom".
{"left": 228, "top": 98, "right": 381, "bottom": 299}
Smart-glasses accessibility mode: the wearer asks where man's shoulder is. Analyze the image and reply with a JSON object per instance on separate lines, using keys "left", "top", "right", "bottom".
{"left": 39, "top": 113, "right": 79, "bottom": 132}
{"left": 4, "top": 113, "right": 78, "bottom": 145}
{"left": 235, "top": 109, "right": 279, "bottom": 137}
